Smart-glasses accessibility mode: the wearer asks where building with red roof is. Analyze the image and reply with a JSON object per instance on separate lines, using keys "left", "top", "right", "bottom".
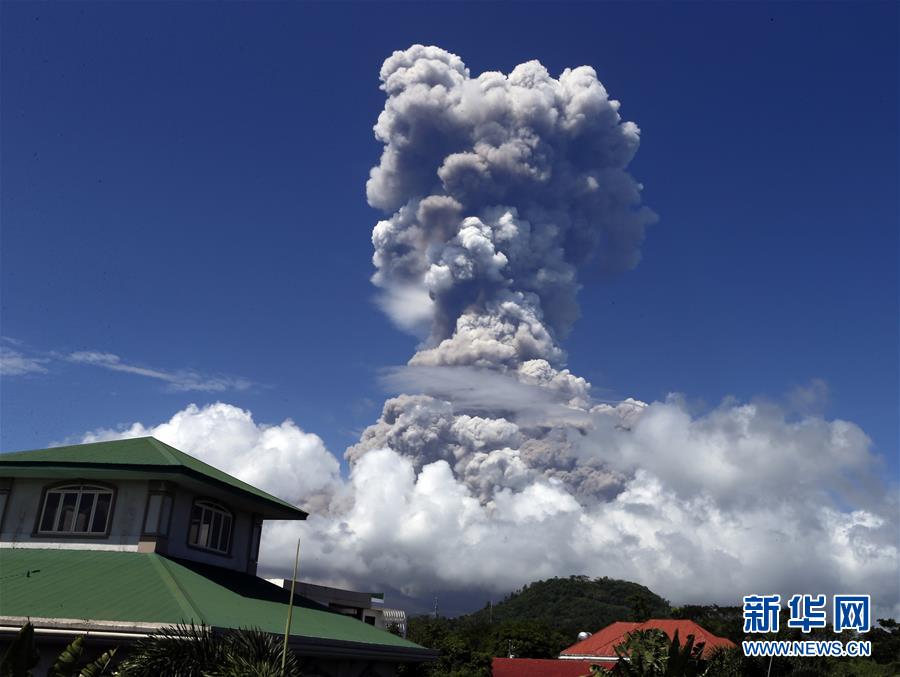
{"left": 491, "top": 619, "right": 734, "bottom": 676}
{"left": 492, "top": 657, "right": 614, "bottom": 677}
{"left": 560, "top": 618, "right": 735, "bottom": 661}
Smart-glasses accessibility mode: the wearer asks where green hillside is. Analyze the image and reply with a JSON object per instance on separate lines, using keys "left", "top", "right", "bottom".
{"left": 467, "top": 575, "right": 671, "bottom": 641}
{"left": 402, "top": 575, "right": 671, "bottom": 675}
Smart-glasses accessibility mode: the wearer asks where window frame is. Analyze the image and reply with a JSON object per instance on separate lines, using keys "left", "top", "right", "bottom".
{"left": 247, "top": 514, "right": 263, "bottom": 564}
{"left": 0, "top": 478, "right": 12, "bottom": 534}
{"left": 141, "top": 484, "right": 175, "bottom": 538}
{"left": 186, "top": 497, "right": 234, "bottom": 557}
{"left": 33, "top": 480, "right": 116, "bottom": 538}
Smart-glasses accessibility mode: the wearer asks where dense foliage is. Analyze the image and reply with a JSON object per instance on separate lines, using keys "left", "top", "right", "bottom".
{"left": 399, "top": 575, "right": 670, "bottom": 676}
{"left": 399, "top": 576, "right": 900, "bottom": 677}
{"left": 670, "top": 606, "right": 744, "bottom": 644}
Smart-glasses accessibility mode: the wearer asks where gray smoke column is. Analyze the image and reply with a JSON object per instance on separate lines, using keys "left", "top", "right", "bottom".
{"left": 368, "top": 44, "right": 655, "bottom": 360}
{"left": 350, "top": 45, "right": 655, "bottom": 500}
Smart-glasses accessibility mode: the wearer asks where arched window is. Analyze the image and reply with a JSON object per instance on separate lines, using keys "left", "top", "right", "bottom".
{"left": 37, "top": 483, "right": 114, "bottom": 535}
{"left": 188, "top": 499, "right": 232, "bottom": 554}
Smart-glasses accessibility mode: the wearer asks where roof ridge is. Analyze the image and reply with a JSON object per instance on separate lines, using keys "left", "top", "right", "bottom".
{"left": 2, "top": 435, "right": 156, "bottom": 457}
{"left": 145, "top": 440, "right": 305, "bottom": 513}
{"left": 145, "top": 437, "right": 183, "bottom": 466}
{"left": 146, "top": 554, "right": 207, "bottom": 625}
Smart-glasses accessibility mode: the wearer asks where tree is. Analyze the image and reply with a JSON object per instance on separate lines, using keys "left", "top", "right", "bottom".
{"left": 0, "top": 623, "right": 39, "bottom": 677}
{"left": 465, "top": 576, "right": 671, "bottom": 640}
{"left": 610, "top": 630, "right": 706, "bottom": 677}
{"left": 700, "top": 647, "right": 743, "bottom": 677}
{"left": 400, "top": 618, "right": 490, "bottom": 677}
{"left": 115, "top": 624, "right": 302, "bottom": 677}
{"left": 869, "top": 618, "right": 900, "bottom": 667}
{"left": 0, "top": 624, "right": 115, "bottom": 677}
{"left": 491, "top": 620, "right": 568, "bottom": 659}
{"left": 611, "top": 629, "right": 669, "bottom": 676}
{"left": 48, "top": 636, "right": 116, "bottom": 677}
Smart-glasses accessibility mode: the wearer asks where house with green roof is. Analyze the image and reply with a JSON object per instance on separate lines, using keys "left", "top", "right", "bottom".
{"left": 0, "top": 437, "right": 436, "bottom": 676}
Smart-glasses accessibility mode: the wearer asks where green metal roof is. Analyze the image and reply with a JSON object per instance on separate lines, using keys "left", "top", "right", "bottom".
{"left": 0, "top": 437, "right": 306, "bottom": 519}
{"left": 0, "top": 548, "right": 426, "bottom": 656}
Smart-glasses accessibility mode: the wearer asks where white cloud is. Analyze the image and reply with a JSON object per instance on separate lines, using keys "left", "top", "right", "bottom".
{"left": 304, "top": 396, "right": 898, "bottom": 615}
{"left": 373, "top": 284, "right": 433, "bottom": 338}
{"left": 78, "top": 398, "right": 900, "bottom": 618}
{"left": 80, "top": 402, "right": 340, "bottom": 511}
{"left": 66, "top": 351, "right": 253, "bottom": 393}
{"left": 0, "top": 346, "right": 49, "bottom": 376}
{"left": 380, "top": 365, "right": 592, "bottom": 427}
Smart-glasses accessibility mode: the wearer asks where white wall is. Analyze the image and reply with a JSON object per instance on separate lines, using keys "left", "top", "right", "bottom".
{"left": 0, "top": 478, "right": 147, "bottom": 551}
{"left": 0, "top": 477, "right": 253, "bottom": 573}
{"left": 163, "top": 489, "right": 252, "bottom": 571}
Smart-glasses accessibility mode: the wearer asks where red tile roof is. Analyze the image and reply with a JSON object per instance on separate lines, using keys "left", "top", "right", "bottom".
{"left": 560, "top": 621, "right": 640, "bottom": 659}
{"left": 492, "top": 658, "right": 614, "bottom": 677}
{"left": 560, "top": 619, "right": 734, "bottom": 659}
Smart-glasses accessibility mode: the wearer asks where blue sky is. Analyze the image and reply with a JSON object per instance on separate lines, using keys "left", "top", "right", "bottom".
{"left": 2, "top": 1, "right": 897, "bottom": 478}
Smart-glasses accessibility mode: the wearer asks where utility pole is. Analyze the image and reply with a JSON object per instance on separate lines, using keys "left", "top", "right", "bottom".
{"left": 281, "top": 537, "right": 301, "bottom": 676}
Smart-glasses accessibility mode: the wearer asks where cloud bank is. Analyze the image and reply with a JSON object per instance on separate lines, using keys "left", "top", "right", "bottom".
{"left": 80, "top": 398, "right": 898, "bottom": 616}
{"left": 76, "top": 46, "right": 898, "bottom": 616}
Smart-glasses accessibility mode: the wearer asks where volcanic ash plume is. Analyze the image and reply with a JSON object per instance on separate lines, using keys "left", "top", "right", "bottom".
{"left": 84, "top": 46, "right": 898, "bottom": 613}
{"left": 348, "top": 44, "right": 656, "bottom": 501}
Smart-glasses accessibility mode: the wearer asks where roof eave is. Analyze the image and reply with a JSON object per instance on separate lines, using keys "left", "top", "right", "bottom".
{"left": 0, "top": 461, "right": 308, "bottom": 520}
{"left": 0, "top": 616, "right": 436, "bottom": 663}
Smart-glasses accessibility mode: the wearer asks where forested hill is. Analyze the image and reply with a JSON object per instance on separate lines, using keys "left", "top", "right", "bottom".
{"left": 464, "top": 575, "right": 671, "bottom": 640}
{"left": 402, "top": 576, "right": 672, "bottom": 673}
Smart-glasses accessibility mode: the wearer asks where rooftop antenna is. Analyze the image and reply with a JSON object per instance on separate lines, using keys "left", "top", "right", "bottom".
{"left": 281, "top": 537, "right": 301, "bottom": 676}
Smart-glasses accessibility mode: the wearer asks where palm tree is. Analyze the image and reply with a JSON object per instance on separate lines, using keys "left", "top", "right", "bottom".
{"left": 115, "top": 623, "right": 303, "bottom": 677}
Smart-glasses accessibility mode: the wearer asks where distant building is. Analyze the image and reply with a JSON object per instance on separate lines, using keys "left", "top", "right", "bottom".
{"left": 493, "top": 619, "right": 735, "bottom": 676}
{"left": 0, "top": 436, "right": 435, "bottom": 676}
{"left": 270, "top": 579, "right": 409, "bottom": 637}
{"left": 560, "top": 618, "right": 735, "bottom": 662}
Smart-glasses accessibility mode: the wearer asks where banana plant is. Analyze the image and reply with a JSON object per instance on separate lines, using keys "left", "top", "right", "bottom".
{"left": 48, "top": 635, "right": 116, "bottom": 677}
{"left": 0, "top": 623, "right": 39, "bottom": 677}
